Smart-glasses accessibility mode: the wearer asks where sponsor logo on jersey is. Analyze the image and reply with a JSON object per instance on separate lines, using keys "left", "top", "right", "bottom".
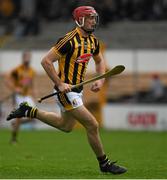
{"left": 76, "top": 53, "right": 92, "bottom": 63}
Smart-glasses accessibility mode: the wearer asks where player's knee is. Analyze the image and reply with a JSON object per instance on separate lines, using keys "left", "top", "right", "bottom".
{"left": 87, "top": 119, "right": 99, "bottom": 132}
{"left": 93, "top": 121, "right": 99, "bottom": 131}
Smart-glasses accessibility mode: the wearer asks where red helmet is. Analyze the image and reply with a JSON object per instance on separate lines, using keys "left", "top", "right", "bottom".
{"left": 72, "top": 6, "right": 98, "bottom": 28}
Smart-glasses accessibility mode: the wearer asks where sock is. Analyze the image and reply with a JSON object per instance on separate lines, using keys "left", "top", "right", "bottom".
{"left": 26, "top": 107, "right": 38, "bottom": 118}
{"left": 97, "top": 154, "right": 110, "bottom": 167}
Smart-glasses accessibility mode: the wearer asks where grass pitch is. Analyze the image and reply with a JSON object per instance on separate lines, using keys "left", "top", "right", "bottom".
{"left": 0, "top": 129, "right": 167, "bottom": 179}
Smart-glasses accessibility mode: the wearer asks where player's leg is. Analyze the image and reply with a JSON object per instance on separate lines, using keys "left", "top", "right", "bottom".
{"left": 7, "top": 92, "right": 77, "bottom": 132}
{"left": 68, "top": 105, "right": 127, "bottom": 174}
{"left": 10, "top": 118, "right": 21, "bottom": 143}
{"left": 69, "top": 105, "right": 104, "bottom": 157}
{"left": 10, "top": 94, "right": 22, "bottom": 143}
{"left": 8, "top": 92, "right": 78, "bottom": 132}
{"left": 32, "top": 93, "right": 76, "bottom": 132}
{"left": 36, "top": 109, "right": 76, "bottom": 132}
{"left": 7, "top": 101, "right": 76, "bottom": 132}
{"left": 61, "top": 111, "right": 76, "bottom": 132}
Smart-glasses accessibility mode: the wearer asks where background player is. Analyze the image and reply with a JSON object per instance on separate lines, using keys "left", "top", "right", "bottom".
{"left": 5, "top": 51, "right": 36, "bottom": 143}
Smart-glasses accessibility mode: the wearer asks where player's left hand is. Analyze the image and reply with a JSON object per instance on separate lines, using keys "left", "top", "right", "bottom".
{"left": 90, "top": 79, "right": 104, "bottom": 92}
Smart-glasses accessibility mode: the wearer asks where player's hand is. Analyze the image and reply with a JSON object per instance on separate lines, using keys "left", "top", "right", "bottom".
{"left": 90, "top": 79, "right": 104, "bottom": 92}
{"left": 57, "top": 83, "right": 72, "bottom": 93}
{"left": 14, "top": 87, "right": 22, "bottom": 94}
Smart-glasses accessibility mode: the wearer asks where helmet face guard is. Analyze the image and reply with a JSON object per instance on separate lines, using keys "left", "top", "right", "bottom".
{"left": 72, "top": 6, "right": 99, "bottom": 33}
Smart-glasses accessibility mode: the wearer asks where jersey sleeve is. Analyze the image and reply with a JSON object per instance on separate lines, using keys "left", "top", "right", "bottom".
{"left": 52, "top": 36, "right": 71, "bottom": 57}
{"left": 93, "top": 38, "right": 100, "bottom": 56}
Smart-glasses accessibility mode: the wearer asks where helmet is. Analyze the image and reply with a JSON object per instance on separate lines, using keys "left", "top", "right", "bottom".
{"left": 72, "top": 6, "right": 99, "bottom": 30}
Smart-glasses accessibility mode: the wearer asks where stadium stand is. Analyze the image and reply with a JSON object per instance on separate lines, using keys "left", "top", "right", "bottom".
{"left": 1, "top": 0, "right": 167, "bottom": 49}
{"left": 1, "top": 21, "right": 167, "bottom": 49}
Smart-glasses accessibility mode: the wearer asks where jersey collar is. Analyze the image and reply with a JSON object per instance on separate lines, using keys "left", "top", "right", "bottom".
{"left": 76, "top": 27, "right": 92, "bottom": 38}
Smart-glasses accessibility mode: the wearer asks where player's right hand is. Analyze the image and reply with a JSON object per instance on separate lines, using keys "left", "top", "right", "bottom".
{"left": 57, "top": 83, "right": 72, "bottom": 93}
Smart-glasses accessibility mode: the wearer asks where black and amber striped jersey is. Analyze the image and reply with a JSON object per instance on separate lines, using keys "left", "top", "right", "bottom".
{"left": 52, "top": 27, "right": 100, "bottom": 90}
{"left": 10, "top": 65, "right": 35, "bottom": 95}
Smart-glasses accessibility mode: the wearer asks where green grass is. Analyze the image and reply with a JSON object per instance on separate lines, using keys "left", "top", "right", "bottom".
{"left": 0, "top": 129, "right": 167, "bottom": 179}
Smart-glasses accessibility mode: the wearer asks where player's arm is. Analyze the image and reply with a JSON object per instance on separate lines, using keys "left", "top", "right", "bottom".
{"left": 41, "top": 48, "right": 71, "bottom": 93}
{"left": 4, "top": 72, "right": 14, "bottom": 90}
{"left": 94, "top": 52, "right": 106, "bottom": 76}
{"left": 4, "top": 70, "right": 21, "bottom": 93}
{"left": 91, "top": 52, "right": 106, "bottom": 92}
{"left": 30, "top": 70, "right": 37, "bottom": 97}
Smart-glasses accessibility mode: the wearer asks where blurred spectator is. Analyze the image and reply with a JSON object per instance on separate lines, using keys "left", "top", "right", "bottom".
{"left": 15, "top": 0, "right": 39, "bottom": 37}
{"left": 97, "top": 0, "right": 113, "bottom": 26}
{"left": 162, "top": 0, "right": 167, "bottom": 19}
{"left": 0, "top": 0, "right": 15, "bottom": 34}
{"left": 149, "top": 74, "right": 165, "bottom": 102}
{"left": 0, "top": 0, "right": 15, "bottom": 17}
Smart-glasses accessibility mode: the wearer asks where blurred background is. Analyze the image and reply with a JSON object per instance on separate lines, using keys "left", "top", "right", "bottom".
{"left": 0, "top": 0, "right": 167, "bottom": 131}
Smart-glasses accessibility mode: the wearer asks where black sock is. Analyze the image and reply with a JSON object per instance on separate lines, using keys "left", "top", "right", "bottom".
{"left": 97, "top": 155, "right": 110, "bottom": 166}
{"left": 26, "top": 107, "right": 38, "bottom": 118}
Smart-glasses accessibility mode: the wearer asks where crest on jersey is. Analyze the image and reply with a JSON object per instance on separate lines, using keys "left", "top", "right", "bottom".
{"left": 72, "top": 99, "right": 78, "bottom": 106}
{"left": 76, "top": 53, "right": 92, "bottom": 63}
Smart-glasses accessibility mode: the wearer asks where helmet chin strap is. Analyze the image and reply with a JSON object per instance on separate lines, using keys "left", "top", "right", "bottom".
{"left": 75, "top": 17, "right": 85, "bottom": 27}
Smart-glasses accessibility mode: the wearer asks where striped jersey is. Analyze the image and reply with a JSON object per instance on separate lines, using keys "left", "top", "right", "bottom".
{"left": 11, "top": 65, "right": 35, "bottom": 95}
{"left": 52, "top": 27, "right": 100, "bottom": 91}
